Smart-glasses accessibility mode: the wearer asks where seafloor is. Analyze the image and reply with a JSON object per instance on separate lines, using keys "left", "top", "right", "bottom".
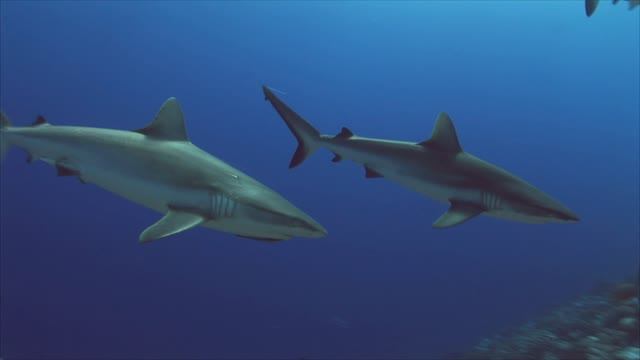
{"left": 454, "top": 277, "right": 640, "bottom": 360}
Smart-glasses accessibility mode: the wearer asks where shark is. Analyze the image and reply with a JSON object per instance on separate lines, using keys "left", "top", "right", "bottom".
{"left": 0, "top": 98, "right": 327, "bottom": 243}
{"left": 586, "top": 0, "right": 639, "bottom": 17}
{"left": 262, "top": 86, "right": 580, "bottom": 228}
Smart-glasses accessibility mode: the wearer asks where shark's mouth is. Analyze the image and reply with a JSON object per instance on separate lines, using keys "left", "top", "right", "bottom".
{"left": 529, "top": 203, "right": 580, "bottom": 222}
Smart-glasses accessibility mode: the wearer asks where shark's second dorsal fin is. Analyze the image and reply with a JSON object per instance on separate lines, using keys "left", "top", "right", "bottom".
{"left": 31, "top": 115, "right": 48, "bottom": 126}
{"left": 335, "top": 127, "right": 354, "bottom": 139}
{"left": 134, "top": 98, "right": 189, "bottom": 141}
{"left": 419, "top": 112, "right": 462, "bottom": 153}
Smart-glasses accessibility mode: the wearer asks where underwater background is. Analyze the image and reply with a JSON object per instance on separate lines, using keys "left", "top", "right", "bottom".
{"left": 0, "top": 1, "right": 638, "bottom": 359}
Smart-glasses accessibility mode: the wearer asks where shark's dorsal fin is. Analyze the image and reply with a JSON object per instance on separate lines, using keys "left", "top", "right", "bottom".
{"left": 335, "top": 127, "right": 354, "bottom": 139}
{"left": 139, "top": 207, "right": 205, "bottom": 243}
{"left": 31, "top": 115, "right": 48, "bottom": 126}
{"left": 432, "top": 200, "right": 484, "bottom": 228}
{"left": 134, "top": 98, "right": 189, "bottom": 141}
{"left": 419, "top": 112, "right": 462, "bottom": 153}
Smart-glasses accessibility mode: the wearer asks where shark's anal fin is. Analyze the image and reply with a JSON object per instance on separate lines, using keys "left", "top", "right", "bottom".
{"left": 432, "top": 201, "right": 485, "bottom": 229}
{"left": 56, "top": 164, "right": 80, "bottom": 177}
{"left": 133, "top": 98, "right": 189, "bottom": 142}
{"left": 139, "top": 207, "right": 206, "bottom": 243}
{"left": 364, "top": 166, "right": 383, "bottom": 178}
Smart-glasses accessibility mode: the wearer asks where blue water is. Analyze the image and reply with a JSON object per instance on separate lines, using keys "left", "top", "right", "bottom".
{"left": 1, "top": 1, "right": 638, "bottom": 359}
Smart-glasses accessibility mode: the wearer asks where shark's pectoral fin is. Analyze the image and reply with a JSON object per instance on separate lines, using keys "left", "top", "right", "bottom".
{"left": 364, "top": 165, "right": 383, "bottom": 178}
{"left": 432, "top": 201, "right": 485, "bottom": 229}
{"left": 139, "top": 208, "right": 206, "bottom": 244}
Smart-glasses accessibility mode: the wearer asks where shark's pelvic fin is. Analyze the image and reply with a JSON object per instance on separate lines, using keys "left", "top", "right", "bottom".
{"left": 331, "top": 152, "right": 343, "bottom": 162}
{"left": 432, "top": 201, "right": 485, "bottom": 228}
{"left": 364, "top": 165, "right": 383, "bottom": 178}
{"left": 335, "top": 127, "right": 354, "bottom": 139}
{"left": 134, "top": 98, "right": 190, "bottom": 142}
{"left": 420, "top": 112, "right": 463, "bottom": 153}
{"left": 139, "top": 207, "right": 206, "bottom": 243}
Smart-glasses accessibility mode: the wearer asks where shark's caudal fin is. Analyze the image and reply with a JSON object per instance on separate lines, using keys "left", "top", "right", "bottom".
{"left": 0, "top": 112, "right": 13, "bottom": 161}
{"left": 262, "top": 86, "right": 321, "bottom": 168}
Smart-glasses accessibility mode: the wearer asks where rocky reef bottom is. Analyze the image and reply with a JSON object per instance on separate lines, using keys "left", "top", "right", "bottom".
{"left": 455, "top": 278, "right": 640, "bottom": 360}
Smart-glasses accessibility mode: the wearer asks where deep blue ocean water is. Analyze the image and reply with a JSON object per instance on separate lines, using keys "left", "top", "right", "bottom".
{"left": 0, "top": 1, "right": 638, "bottom": 359}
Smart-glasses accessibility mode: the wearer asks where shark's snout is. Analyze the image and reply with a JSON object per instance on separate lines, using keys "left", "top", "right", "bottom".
{"left": 293, "top": 216, "right": 328, "bottom": 238}
{"left": 536, "top": 202, "right": 580, "bottom": 223}
{"left": 240, "top": 195, "right": 328, "bottom": 240}
{"left": 281, "top": 212, "right": 328, "bottom": 239}
{"left": 556, "top": 209, "right": 580, "bottom": 222}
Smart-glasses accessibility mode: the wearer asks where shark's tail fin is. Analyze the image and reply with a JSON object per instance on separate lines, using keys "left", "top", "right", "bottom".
{"left": 262, "top": 86, "right": 321, "bottom": 168}
{"left": 0, "top": 112, "right": 13, "bottom": 161}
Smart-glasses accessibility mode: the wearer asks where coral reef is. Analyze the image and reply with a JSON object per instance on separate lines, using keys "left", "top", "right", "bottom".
{"left": 457, "top": 279, "right": 640, "bottom": 360}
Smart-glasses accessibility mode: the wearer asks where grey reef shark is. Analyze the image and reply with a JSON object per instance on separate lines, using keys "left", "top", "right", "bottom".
{"left": 0, "top": 98, "right": 327, "bottom": 243}
{"left": 262, "top": 86, "right": 580, "bottom": 229}
{"left": 585, "top": 0, "right": 639, "bottom": 17}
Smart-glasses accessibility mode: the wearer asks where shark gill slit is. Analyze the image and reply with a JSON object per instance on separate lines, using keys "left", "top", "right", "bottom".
{"left": 481, "top": 191, "right": 501, "bottom": 210}
{"left": 210, "top": 192, "right": 236, "bottom": 218}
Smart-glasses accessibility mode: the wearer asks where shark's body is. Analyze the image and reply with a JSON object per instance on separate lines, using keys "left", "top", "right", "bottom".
{"left": 263, "top": 86, "right": 579, "bottom": 228}
{"left": 0, "top": 98, "right": 327, "bottom": 242}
